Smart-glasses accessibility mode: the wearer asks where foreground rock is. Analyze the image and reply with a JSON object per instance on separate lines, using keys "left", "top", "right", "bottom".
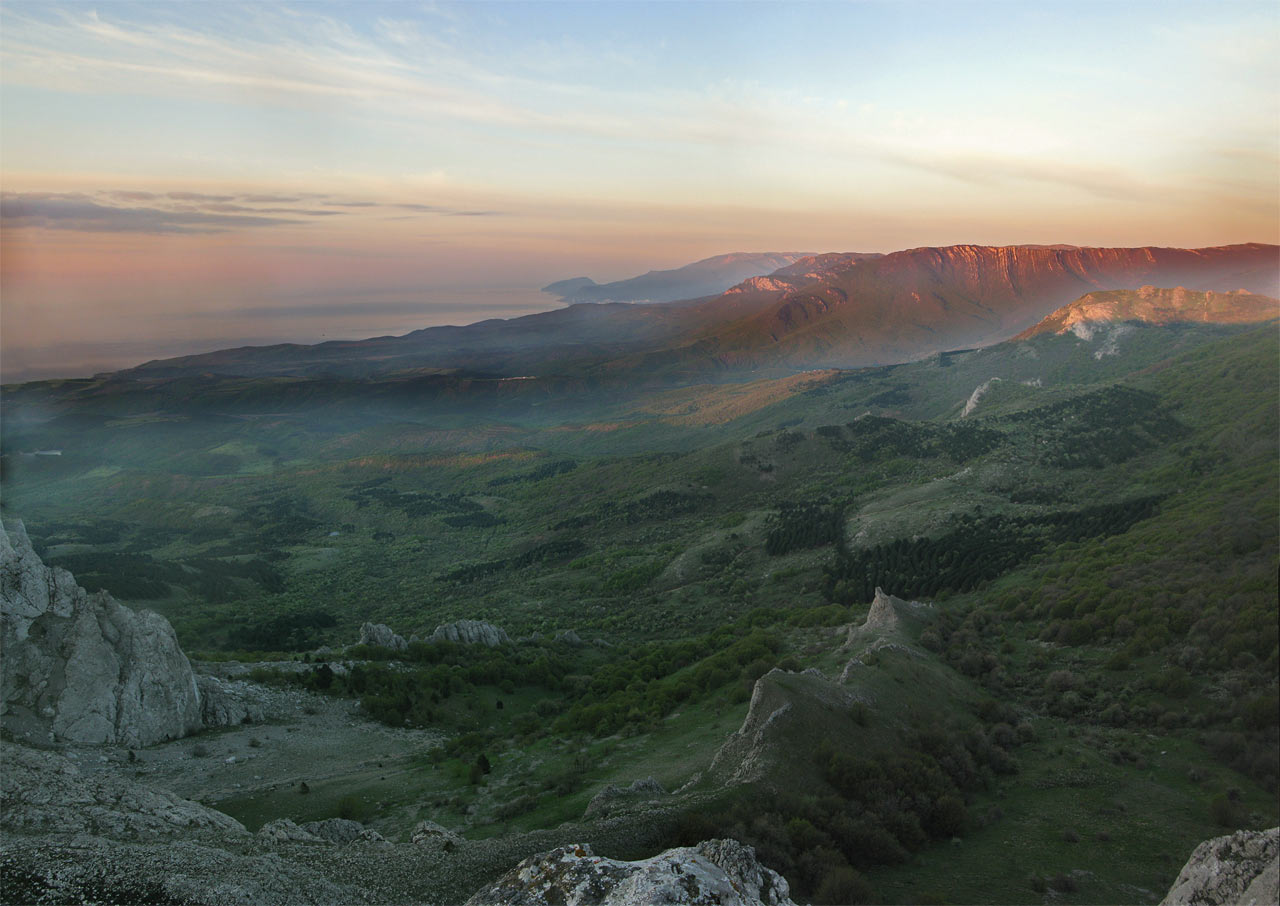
{"left": 1161, "top": 827, "right": 1278, "bottom": 906}
{"left": 431, "top": 619, "right": 511, "bottom": 647}
{"left": 464, "top": 839, "right": 795, "bottom": 906}
{"left": 1, "top": 519, "right": 203, "bottom": 747}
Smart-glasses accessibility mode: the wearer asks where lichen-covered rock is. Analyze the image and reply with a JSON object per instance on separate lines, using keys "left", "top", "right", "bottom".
{"left": 1161, "top": 827, "right": 1278, "bottom": 906}
{"left": 1, "top": 519, "right": 203, "bottom": 747}
{"left": 464, "top": 839, "right": 795, "bottom": 906}
{"left": 430, "top": 619, "right": 510, "bottom": 647}
{"left": 358, "top": 622, "right": 407, "bottom": 651}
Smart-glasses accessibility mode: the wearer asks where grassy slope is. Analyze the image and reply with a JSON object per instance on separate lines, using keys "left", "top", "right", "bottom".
{"left": 1, "top": 322, "right": 1276, "bottom": 904}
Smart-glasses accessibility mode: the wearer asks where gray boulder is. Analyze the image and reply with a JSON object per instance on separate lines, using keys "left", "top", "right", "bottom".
{"left": 1161, "top": 827, "right": 1278, "bottom": 906}
{"left": 410, "top": 819, "right": 462, "bottom": 847}
{"left": 197, "top": 674, "right": 267, "bottom": 728}
{"left": 430, "top": 619, "right": 510, "bottom": 647}
{"left": 1, "top": 519, "right": 203, "bottom": 747}
{"left": 358, "top": 622, "right": 407, "bottom": 651}
{"left": 465, "top": 838, "right": 795, "bottom": 905}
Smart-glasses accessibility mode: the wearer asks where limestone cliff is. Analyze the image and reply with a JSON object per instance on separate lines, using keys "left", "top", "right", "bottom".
{"left": 1, "top": 519, "right": 203, "bottom": 747}
{"left": 431, "top": 619, "right": 511, "bottom": 647}
{"left": 1016, "top": 285, "right": 1280, "bottom": 341}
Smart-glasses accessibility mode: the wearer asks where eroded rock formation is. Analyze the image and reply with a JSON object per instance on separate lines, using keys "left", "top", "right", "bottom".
{"left": 431, "top": 619, "right": 511, "bottom": 647}
{"left": 1, "top": 519, "right": 203, "bottom": 747}
{"left": 358, "top": 621, "right": 408, "bottom": 651}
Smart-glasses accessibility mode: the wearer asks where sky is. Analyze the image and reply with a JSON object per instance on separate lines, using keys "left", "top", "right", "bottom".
{"left": 2, "top": 0, "right": 1277, "bottom": 381}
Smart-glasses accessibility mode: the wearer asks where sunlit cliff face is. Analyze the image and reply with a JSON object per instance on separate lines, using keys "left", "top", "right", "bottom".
{"left": 1, "top": 1, "right": 1276, "bottom": 380}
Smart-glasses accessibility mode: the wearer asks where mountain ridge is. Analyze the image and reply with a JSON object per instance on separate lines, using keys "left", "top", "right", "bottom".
{"left": 19, "top": 242, "right": 1276, "bottom": 386}
{"left": 541, "top": 251, "right": 816, "bottom": 304}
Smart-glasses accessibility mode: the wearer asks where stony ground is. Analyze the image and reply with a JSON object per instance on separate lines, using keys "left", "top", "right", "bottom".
{"left": 2, "top": 664, "right": 708, "bottom": 905}
{"left": 141, "top": 668, "right": 434, "bottom": 811}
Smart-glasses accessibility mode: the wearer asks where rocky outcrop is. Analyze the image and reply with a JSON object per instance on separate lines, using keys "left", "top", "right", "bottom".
{"left": 431, "top": 619, "right": 510, "bottom": 647}
{"left": 197, "top": 674, "right": 267, "bottom": 727}
{"left": 1016, "top": 285, "right": 1280, "bottom": 341}
{"left": 1161, "top": 827, "right": 1278, "bottom": 906}
{"left": 584, "top": 777, "right": 666, "bottom": 819}
{"left": 1, "top": 519, "right": 203, "bottom": 747}
{"left": 962, "top": 377, "right": 1002, "bottom": 417}
{"left": 845, "top": 587, "right": 933, "bottom": 649}
{"left": 708, "top": 668, "right": 870, "bottom": 787}
{"left": 554, "top": 629, "right": 584, "bottom": 646}
{"left": 358, "top": 621, "right": 408, "bottom": 651}
{"left": 464, "top": 839, "right": 795, "bottom": 906}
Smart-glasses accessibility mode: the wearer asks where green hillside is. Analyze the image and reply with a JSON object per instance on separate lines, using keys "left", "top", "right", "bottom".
{"left": 1, "top": 321, "right": 1275, "bottom": 903}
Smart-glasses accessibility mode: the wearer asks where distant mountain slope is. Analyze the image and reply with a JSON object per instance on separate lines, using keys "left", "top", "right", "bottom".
{"left": 1014, "top": 285, "right": 1280, "bottom": 340}
{"left": 633, "top": 243, "right": 1280, "bottom": 373}
{"left": 541, "top": 252, "right": 817, "bottom": 304}
{"left": 100, "top": 242, "right": 1279, "bottom": 383}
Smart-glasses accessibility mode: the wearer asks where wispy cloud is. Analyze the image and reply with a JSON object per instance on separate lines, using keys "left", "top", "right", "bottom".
{"left": 0, "top": 189, "right": 500, "bottom": 234}
{"left": 0, "top": 193, "right": 300, "bottom": 234}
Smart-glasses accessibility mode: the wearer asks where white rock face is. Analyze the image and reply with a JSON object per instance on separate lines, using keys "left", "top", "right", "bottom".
{"left": 431, "top": 619, "right": 511, "bottom": 647}
{"left": 1161, "top": 827, "right": 1279, "bottom": 906}
{"left": 962, "top": 377, "right": 1001, "bottom": 417}
{"left": 1, "top": 519, "right": 203, "bottom": 747}
{"left": 465, "top": 839, "right": 795, "bottom": 906}
{"left": 358, "top": 621, "right": 408, "bottom": 650}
